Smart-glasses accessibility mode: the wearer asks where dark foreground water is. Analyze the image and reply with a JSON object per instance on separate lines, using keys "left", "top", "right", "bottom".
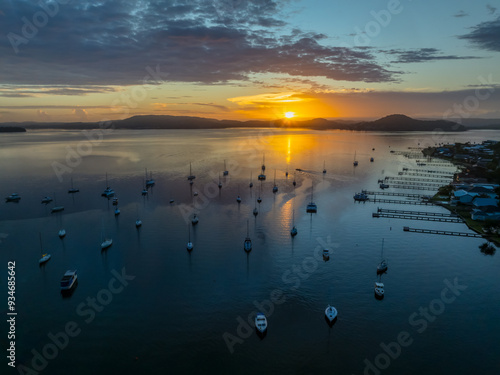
{"left": 1, "top": 129, "right": 499, "bottom": 375}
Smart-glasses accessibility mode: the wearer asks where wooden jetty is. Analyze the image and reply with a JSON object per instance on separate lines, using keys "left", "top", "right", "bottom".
{"left": 399, "top": 172, "right": 454, "bottom": 179}
{"left": 390, "top": 185, "right": 438, "bottom": 191}
{"left": 403, "top": 227, "right": 482, "bottom": 238}
{"left": 370, "top": 198, "right": 435, "bottom": 206}
{"left": 390, "top": 181, "right": 445, "bottom": 188}
{"left": 374, "top": 213, "right": 463, "bottom": 223}
{"left": 362, "top": 190, "right": 430, "bottom": 199}
{"left": 385, "top": 176, "right": 452, "bottom": 184}
{"left": 377, "top": 208, "right": 458, "bottom": 217}
{"left": 402, "top": 168, "right": 457, "bottom": 174}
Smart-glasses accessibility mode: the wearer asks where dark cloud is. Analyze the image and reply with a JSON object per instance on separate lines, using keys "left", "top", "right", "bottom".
{"left": 458, "top": 16, "right": 500, "bottom": 52}
{"left": 0, "top": 86, "right": 116, "bottom": 97}
{"left": 383, "top": 48, "right": 479, "bottom": 63}
{"left": 486, "top": 4, "right": 497, "bottom": 14}
{"left": 453, "top": 10, "right": 468, "bottom": 18}
{"left": 0, "top": 0, "right": 400, "bottom": 87}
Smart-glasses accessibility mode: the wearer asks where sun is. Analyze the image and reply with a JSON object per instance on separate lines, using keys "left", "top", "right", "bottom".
{"left": 284, "top": 112, "right": 295, "bottom": 119}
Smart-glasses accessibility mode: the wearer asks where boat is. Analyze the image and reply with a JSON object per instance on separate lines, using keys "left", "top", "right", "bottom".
{"left": 145, "top": 168, "right": 155, "bottom": 187}
{"left": 141, "top": 185, "right": 148, "bottom": 196}
{"left": 353, "top": 151, "right": 358, "bottom": 166}
{"left": 192, "top": 214, "right": 199, "bottom": 225}
{"left": 261, "top": 154, "right": 266, "bottom": 172}
{"left": 101, "top": 173, "right": 115, "bottom": 197}
{"left": 249, "top": 172, "right": 253, "bottom": 188}
{"left": 377, "top": 239, "right": 388, "bottom": 274}
{"left": 306, "top": 183, "right": 317, "bottom": 213}
{"left": 293, "top": 171, "right": 296, "bottom": 187}
{"left": 112, "top": 197, "right": 118, "bottom": 205}
{"left": 370, "top": 157, "right": 374, "bottom": 162}
{"left": 374, "top": 282, "right": 384, "bottom": 299}
{"left": 60, "top": 270, "right": 77, "bottom": 291}
{"left": 379, "top": 183, "right": 389, "bottom": 189}
{"left": 38, "top": 233, "right": 51, "bottom": 264}
{"left": 325, "top": 305, "right": 338, "bottom": 324}
{"left": 101, "top": 220, "right": 113, "bottom": 249}
{"left": 51, "top": 193, "right": 64, "bottom": 213}
{"left": 353, "top": 192, "right": 369, "bottom": 201}
{"left": 255, "top": 312, "right": 267, "bottom": 335}
{"left": 169, "top": 199, "right": 175, "bottom": 204}
{"left": 323, "top": 249, "right": 330, "bottom": 261}
{"left": 194, "top": 191, "right": 198, "bottom": 196}
{"left": 285, "top": 167, "right": 289, "bottom": 177}
{"left": 41, "top": 196, "right": 53, "bottom": 204}
{"left": 218, "top": 174, "right": 222, "bottom": 189}
{"left": 236, "top": 195, "right": 241, "bottom": 203}
{"left": 253, "top": 207, "right": 258, "bottom": 216}
{"left": 135, "top": 219, "right": 142, "bottom": 228}
{"left": 58, "top": 229, "right": 66, "bottom": 238}
{"left": 114, "top": 207, "right": 120, "bottom": 216}
{"left": 187, "top": 162, "right": 196, "bottom": 181}
{"left": 323, "top": 161, "right": 326, "bottom": 174}
{"left": 244, "top": 220, "right": 252, "bottom": 252}
{"left": 257, "top": 183, "right": 262, "bottom": 203}
{"left": 187, "top": 225, "right": 193, "bottom": 251}
{"left": 258, "top": 173, "right": 266, "bottom": 181}
{"left": 68, "top": 177, "right": 79, "bottom": 193}
{"left": 6, "top": 193, "right": 21, "bottom": 202}
{"left": 272, "top": 170, "right": 278, "bottom": 193}
{"left": 223, "top": 160, "right": 229, "bottom": 176}
{"left": 290, "top": 209, "right": 297, "bottom": 237}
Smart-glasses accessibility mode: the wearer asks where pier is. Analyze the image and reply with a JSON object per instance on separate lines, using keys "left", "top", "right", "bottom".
{"left": 362, "top": 190, "right": 430, "bottom": 199}
{"left": 399, "top": 172, "right": 454, "bottom": 179}
{"left": 376, "top": 208, "right": 458, "bottom": 217}
{"left": 390, "top": 181, "right": 445, "bottom": 188}
{"left": 390, "top": 185, "right": 438, "bottom": 191}
{"left": 401, "top": 168, "right": 457, "bottom": 174}
{"left": 373, "top": 213, "right": 463, "bottom": 223}
{"left": 370, "top": 198, "right": 435, "bottom": 206}
{"left": 385, "top": 176, "right": 452, "bottom": 184}
{"left": 403, "top": 227, "right": 482, "bottom": 238}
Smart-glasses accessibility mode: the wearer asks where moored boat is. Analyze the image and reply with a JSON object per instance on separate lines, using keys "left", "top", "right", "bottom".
{"left": 60, "top": 270, "right": 77, "bottom": 291}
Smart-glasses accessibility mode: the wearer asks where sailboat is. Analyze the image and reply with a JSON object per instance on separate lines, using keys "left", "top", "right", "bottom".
{"left": 285, "top": 166, "right": 289, "bottom": 177}
{"left": 323, "top": 161, "right": 326, "bottom": 174}
{"left": 325, "top": 305, "right": 338, "bottom": 325}
{"left": 257, "top": 182, "right": 262, "bottom": 203}
{"left": 41, "top": 196, "right": 53, "bottom": 204}
{"left": 253, "top": 198, "right": 258, "bottom": 216}
{"left": 223, "top": 160, "right": 229, "bottom": 176}
{"left": 377, "top": 239, "right": 388, "bottom": 273}
{"left": 306, "top": 183, "right": 317, "bottom": 213}
{"left": 255, "top": 313, "right": 267, "bottom": 335}
{"left": 145, "top": 168, "right": 155, "bottom": 187}
{"left": 244, "top": 220, "right": 252, "bottom": 252}
{"left": 135, "top": 204, "right": 142, "bottom": 228}
{"left": 187, "top": 162, "right": 196, "bottom": 183}
{"left": 258, "top": 154, "right": 266, "bottom": 180}
{"left": 290, "top": 209, "right": 297, "bottom": 237}
{"left": 272, "top": 170, "right": 278, "bottom": 193}
{"left": 38, "top": 233, "right": 51, "bottom": 264}
{"left": 293, "top": 171, "right": 296, "bottom": 187}
{"left": 51, "top": 193, "right": 64, "bottom": 213}
{"left": 187, "top": 224, "right": 193, "bottom": 251}
{"left": 101, "top": 173, "right": 115, "bottom": 197}
{"left": 218, "top": 173, "right": 222, "bottom": 189}
{"left": 249, "top": 172, "right": 253, "bottom": 188}
{"left": 68, "top": 177, "right": 79, "bottom": 193}
{"left": 261, "top": 154, "right": 266, "bottom": 172}
{"left": 101, "top": 220, "right": 113, "bottom": 249}
{"left": 141, "top": 179, "right": 148, "bottom": 196}
{"left": 58, "top": 229, "right": 66, "bottom": 238}
{"left": 191, "top": 214, "right": 199, "bottom": 225}
{"left": 353, "top": 151, "right": 358, "bottom": 166}
{"left": 374, "top": 280, "right": 385, "bottom": 299}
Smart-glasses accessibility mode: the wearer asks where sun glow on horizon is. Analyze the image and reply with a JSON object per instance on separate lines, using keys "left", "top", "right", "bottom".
{"left": 285, "top": 112, "right": 295, "bottom": 119}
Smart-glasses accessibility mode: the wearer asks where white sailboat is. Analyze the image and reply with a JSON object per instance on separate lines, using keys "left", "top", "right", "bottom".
{"left": 325, "top": 305, "right": 338, "bottom": 324}
{"left": 223, "top": 160, "right": 229, "bottom": 176}
{"left": 68, "top": 177, "right": 79, "bottom": 193}
{"left": 192, "top": 214, "right": 199, "bottom": 225}
{"left": 51, "top": 193, "right": 64, "bottom": 213}
{"left": 187, "top": 224, "right": 193, "bottom": 251}
{"left": 101, "top": 172, "right": 115, "bottom": 197}
{"left": 135, "top": 204, "right": 142, "bottom": 228}
{"left": 101, "top": 220, "right": 113, "bottom": 249}
{"left": 145, "top": 168, "right": 155, "bottom": 187}
{"left": 244, "top": 220, "right": 252, "bottom": 252}
{"left": 290, "top": 209, "right": 297, "bottom": 237}
{"left": 187, "top": 162, "right": 196, "bottom": 181}
{"left": 306, "top": 183, "right": 317, "bottom": 213}
{"left": 377, "top": 239, "right": 388, "bottom": 273}
{"left": 255, "top": 312, "right": 267, "bottom": 335}
{"left": 38, "top": 233, "right": 51, "bottom": 264}
{"left": 58, "top": 229, "right": 66, "bottom": 238}
{"left": 272, "top": 170, "right": 278, "bottom": 193}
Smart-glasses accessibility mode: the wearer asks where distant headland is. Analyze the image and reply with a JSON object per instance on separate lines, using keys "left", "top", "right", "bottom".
{"left": 0, "top": 114, "right": 488, "bottom": 132}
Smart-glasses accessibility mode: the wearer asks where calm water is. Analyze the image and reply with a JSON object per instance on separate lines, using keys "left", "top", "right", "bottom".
{"left": 1, "top": 129, "right": 499, "bottom": 375}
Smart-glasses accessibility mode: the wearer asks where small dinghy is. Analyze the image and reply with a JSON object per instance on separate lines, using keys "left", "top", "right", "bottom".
{"left": 255, "top": 312, "right": 267, "bottom": 335}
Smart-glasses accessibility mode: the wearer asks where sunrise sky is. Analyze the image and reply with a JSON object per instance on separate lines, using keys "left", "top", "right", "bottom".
{"left": 1, "top": 0, "right": 499, "bottom": 123}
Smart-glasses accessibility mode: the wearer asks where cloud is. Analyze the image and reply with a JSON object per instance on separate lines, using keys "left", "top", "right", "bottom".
{"left": 458, "top": 16, "right": 500, "bottom": 52}
{"left": 0, "top": 0, "right": 400, "bottom": 86}
{"left": 384, "top": 48, "right": 479, "bottom": 63}
{"left": 486, "top": 4, "right": 497, "bottom": 14}
{"left": 72, "top": 108, "right": 88, "bottom": 120}
{"left": 36, "top": 109, "right": 51, "bottom": 120}
{"left": 0, "top": 86, "right": 116, "bottom": 98}
{"left": 453, "top": 10, "right": 468, "bottom": 18}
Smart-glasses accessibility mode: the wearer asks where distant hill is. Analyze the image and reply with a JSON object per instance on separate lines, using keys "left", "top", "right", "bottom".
{"left": 0, "top": 126, "right": 26, "bottom": 132}
{"left": 1, "top": 114, "right": 468, "bottom": 132}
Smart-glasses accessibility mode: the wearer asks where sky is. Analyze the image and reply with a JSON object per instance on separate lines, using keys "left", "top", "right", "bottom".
{"left": 1, "top": 0, "right": 499, "bottom": 123}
